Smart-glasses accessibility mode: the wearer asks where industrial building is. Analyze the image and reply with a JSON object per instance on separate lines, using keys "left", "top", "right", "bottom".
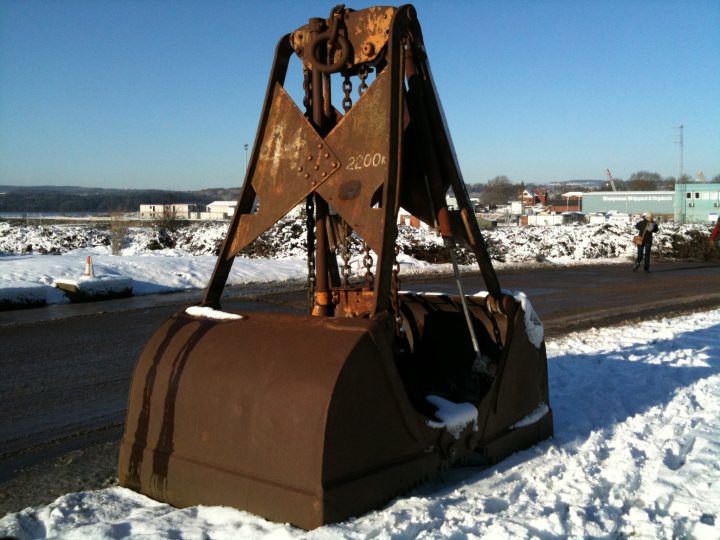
{"left": 139, "top": 201, "right": 237, "bottom": 221}
{"left": 581, "top": 191, "right": 674, "bottom": 220}
{"left": 579, "top": 183, "right": 720, "bottom": 224}
{"left": 675, "top": 183, "right": 720, "bottom": 224}
{"left": 139, "top": 203, "right": 200, "bottom": 220}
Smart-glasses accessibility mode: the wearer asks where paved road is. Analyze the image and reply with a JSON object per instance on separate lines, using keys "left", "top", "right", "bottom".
{"left": 405, "top": 260, "right": 720, "bottom": 336}
{"left": 1, "top": 260, "right": 719, "bottom": 481}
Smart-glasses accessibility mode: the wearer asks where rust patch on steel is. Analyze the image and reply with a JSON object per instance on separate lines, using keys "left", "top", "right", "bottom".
{"left": 228, "top": 83, "right": 339, "bottom": 256}
{"left": 290, "top": 6, "right": 395, "bottom": 70}
{"left": 317, "top": 68, "right": 391, "bottom": 255}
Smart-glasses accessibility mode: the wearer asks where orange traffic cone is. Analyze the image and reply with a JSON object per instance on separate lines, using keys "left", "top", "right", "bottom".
{"left": 84, "top": 255, "right": 94, "bottom": 277}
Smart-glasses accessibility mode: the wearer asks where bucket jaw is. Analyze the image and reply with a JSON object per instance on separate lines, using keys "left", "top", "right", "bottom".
{"left": 120, "top": 294, "right": 551, "bottom": 529}
{"left": 119, "top": 4, "right": 553, "bottom": 529}
{"left": 120, "top": 310, "right": 440, "bottom": 529}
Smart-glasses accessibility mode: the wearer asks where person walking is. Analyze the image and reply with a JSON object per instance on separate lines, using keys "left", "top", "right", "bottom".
{"left": 633, "top": 212, "right": 659, "bottom": 273}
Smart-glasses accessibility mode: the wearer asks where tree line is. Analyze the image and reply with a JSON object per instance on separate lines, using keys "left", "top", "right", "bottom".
{"left": 0, "top": 187, "right": 240, "bottom": 213}
{"left": 1, "top": 170, "right": 717, "bottom": 213}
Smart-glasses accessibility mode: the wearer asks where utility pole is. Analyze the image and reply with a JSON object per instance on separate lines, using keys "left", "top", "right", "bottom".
{"left": 676, "top": 124, "right": 685, "bottom": 224}
{"left": 244, "top": 143, "right": 249, "bottom": 176}
{"left": 677, "top": 124, "right": 684, "bottom": 182}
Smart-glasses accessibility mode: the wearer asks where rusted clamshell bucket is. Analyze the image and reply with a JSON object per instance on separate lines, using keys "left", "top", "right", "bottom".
{"left": 118, "top": 292, "right": 551, "bottom": 529}
{"left": 119, "top": 3, "right": 553, "bottom": 529}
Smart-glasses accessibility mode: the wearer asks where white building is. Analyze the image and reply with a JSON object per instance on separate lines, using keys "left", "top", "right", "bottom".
{"left": 205, "top": 201, "right": 237, "bottom": 219}
{"left": 138, "top": 201, "right": 239, "bottom": 221}
{"left": 446, "top": 195, "right": 480, "bottom": 210}
{"left": 527, "top": 213, "right": 564, "bottom": 226}
{"left": 139, "top": 203, "right": 199, "bottom": 220}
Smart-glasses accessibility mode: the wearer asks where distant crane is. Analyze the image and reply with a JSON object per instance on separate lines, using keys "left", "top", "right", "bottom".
{"left": 605, "top": 169, "right": 617, "bottom": 191}
{"left": 697, "top": 171, "right": 707, "bottom": 183}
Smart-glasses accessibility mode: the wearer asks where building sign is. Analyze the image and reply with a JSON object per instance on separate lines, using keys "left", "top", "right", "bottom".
{"left": 582, "top": 191, "right": 675, "bottom": 216}
{"left": 601, "top": 195, "right": 673, "bottom": 203}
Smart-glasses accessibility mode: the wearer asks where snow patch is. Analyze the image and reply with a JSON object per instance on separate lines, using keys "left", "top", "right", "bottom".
{"left": 513, "top": 290, "right": 545, "bottom": 348}
{"left": 425, "top": 395, "right": 478, "bottom": 438}
{"left": 472, "top": 289, "right": 545, "bottom": 347}
{"left": 0, "top": 280, "right": 49, "bottom": 304}
{"left": 52, "top": 275, "right": 133, "bottom": 294}
{"left": 185, "top": 305, "right": 244, "bottom": 320}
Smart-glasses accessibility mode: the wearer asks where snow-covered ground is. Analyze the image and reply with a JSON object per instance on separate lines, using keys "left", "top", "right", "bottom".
{"left": 1, "top": 309, "right": 718, "bottom": 539}
{"left": 2, "top": 217, "right": 719, "bottom": 537}
{"left": 0, "top": 219, "right": 715, "bottom": 306}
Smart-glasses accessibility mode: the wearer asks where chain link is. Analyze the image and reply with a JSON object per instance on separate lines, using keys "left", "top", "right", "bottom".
{"left": 327, "top": 5, "right": 344, "bottom": 48}
{"left": 306, "top": 195, "right": 316, "bottom": 308}
{"left": 302, "top": 68, "right": 311, "bottom": 117}
{"left": 302, "top": 65, "right": 315, "bottom": 310}
{"left": 358, "top": 65, "right": 370, "bottom": 96}
{"left": 342, "top": 75, "right": 353, "bottom": 113}
{"left": 363, "top": 242, "right": 374, "bottom": 285}
{"left": 340, "top": 221, "right": 351, "bottom": 287}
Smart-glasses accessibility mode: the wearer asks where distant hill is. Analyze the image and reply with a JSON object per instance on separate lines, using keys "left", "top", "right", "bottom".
{"left": 0, "top": 185, "right": 241, "bottom": 213}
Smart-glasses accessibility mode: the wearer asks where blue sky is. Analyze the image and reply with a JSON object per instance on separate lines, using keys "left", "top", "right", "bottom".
{"left": 1, "top": 0, "right": 718, "bottom": 190}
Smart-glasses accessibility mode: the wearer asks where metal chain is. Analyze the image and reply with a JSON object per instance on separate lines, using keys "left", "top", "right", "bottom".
{"left": 340, "top": 221, "right": 351, "bottom": 287}
{"left": 363, "top": 242, "right": 374, "bottom": 285}
{"left": 302, "top": 66, "right": 315, "bottom": 309}
{"left": 342, "top": 75, "right": 353, "bottom": 113}
{"left": 327, "top": 5, "right": 344, "bottom": 48}
{"left": 391, "top": 244, "right": 402, "bottom": 334}
{"left": 334, "top": 63, "right": 351, "bottom": 288}
{"left": 306, "top": 195, "right": 316, "bottom": 308}
{"left": 358, "top": 65, "right": 370, "bottom": 96}
{"left": 302, "top": 68, "right": 311, "bottom": 117}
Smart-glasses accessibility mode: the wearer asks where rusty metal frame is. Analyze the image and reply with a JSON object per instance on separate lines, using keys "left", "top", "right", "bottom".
{"left": 202, "top": 3, "right": 501, "bottom": 315}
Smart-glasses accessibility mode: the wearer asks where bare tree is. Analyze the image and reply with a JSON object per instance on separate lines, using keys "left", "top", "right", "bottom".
{"left": 110, "top": 212, "right": 130, "bottom": 255}
{"left": 627, "top": 171, "right": 663, "bottom": 191}
{"left": 152, "top": 205, "right": 180, "bottom": 231}
{"left": 480, "top": 176, "right": 517, "bottom": 206}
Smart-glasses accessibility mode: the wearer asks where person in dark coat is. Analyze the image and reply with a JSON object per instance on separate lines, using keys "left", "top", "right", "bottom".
{"left": 633, "top": 212, "right": 659, "bottom": 272}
